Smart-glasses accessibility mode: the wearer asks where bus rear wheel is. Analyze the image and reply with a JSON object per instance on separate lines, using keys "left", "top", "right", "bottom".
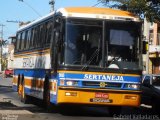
{"left": 17, "top": 74, "right": 20, "bottom": 92}
{"left": 19, "top": 75, "right": 30, "bottom": 104}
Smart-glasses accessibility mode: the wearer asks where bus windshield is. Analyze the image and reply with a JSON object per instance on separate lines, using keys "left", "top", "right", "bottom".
{"left": 106, "top": 21, "right": 141, "bottom": 69}
{"left": 63, "top": 19, "right": 141, "bottom": 69}
{"left": 64, "top": 20, "right": 102, "bottom": 66}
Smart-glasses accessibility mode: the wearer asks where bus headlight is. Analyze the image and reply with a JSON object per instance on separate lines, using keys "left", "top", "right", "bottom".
{"left": 66, "top": 81, "right": 78, "bottom": 86}
{"left": 125, "top": 84, "right": 140, "bottom": 90}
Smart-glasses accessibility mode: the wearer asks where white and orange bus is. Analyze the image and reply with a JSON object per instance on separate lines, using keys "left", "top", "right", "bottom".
{"left": 13, "top": 7, "right": 143, "bottom": 114}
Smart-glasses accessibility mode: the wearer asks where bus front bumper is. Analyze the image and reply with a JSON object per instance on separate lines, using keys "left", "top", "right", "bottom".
{"left": 57, "top": 87, "right": 141, "bottom": 107}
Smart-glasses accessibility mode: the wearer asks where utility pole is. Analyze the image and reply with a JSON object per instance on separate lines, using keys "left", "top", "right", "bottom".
{"left": 6, "top": 20, "right": 23, "bottom": 27}
{"left": 49, "top": 0, "right": 55, "bottom": 12}
{"left": 6, "top": 20, "right": 22, "bottom": 23}
{"left": 0, "top": 24, "right": 5, "bottom": 71}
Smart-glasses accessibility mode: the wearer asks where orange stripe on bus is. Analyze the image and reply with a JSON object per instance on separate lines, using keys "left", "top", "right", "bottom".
{"left": 13, "top": 76, "right": 54, "bottom": 91}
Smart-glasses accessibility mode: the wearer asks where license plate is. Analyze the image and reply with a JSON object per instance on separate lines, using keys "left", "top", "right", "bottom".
{"left": 95, "top": 92, "right": 109, "bottom": 99}
{"left": 90, "top": 98, "right": 112, "bottom": 103}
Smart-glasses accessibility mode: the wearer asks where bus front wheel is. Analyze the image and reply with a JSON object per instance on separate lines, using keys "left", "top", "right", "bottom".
{"left": 108, "top": 106, "right": 122, "bottom": 116}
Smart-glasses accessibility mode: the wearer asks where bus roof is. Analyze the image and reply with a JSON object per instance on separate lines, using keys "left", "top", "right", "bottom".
{"left": 59, "top": 7, "right": 138, "bottom": 18}
{"left": 18, "top": 7, "right": 139, "bottom": 32}
{"left": 58, "top": 7, "right": 139, "bottom": 21}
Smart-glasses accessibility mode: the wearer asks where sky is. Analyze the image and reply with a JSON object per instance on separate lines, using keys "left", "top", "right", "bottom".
{"left": 0, "top": 0, "right": 103, "bottom": 41}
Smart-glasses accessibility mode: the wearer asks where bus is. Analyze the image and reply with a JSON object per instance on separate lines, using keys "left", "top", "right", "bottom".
{"left": 13, "top": 7, "right": 143, "bottom": 114}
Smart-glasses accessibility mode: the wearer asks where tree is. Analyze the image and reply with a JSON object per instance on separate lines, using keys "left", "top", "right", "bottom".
{"left": 99, "top": 0, "right": 160, "bottom": 22}
{"left": 0, "top": 40, "right": 8, "bottom": 70}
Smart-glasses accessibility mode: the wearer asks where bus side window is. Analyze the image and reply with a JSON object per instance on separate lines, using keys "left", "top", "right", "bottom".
{"left": 39, "top": 24, "right": 44, "bottom": 48}
{"left": 26, "top": 30, "right": 31, "bottom": 50}
{"left": 21, "top": 32, "right": 26, "bottom": 50}
{"left": 19, "top": 33, "right": 22, "bottom": 51}
{"left": 35, "top": 25, "right": 40, "bottom": 48}
{"left": 43, "top": 22, "right": 48, "bottom": 47}
{"left": 30, "top": 28, "right": 35, "bottom": 49}
{"left": 33, "top": 27, "right": 37, "bottom": 48}
{"left": 23, "top": 31, "right": 28, "bottom": 50}
{"left": 42, "top": 23, "right": 47, "bottom": 48}
{"left": 45, "top": 21, "right": 53, "bottom": 46}
{"left": 15, "top": 33, "right": 21, "bottom": 52}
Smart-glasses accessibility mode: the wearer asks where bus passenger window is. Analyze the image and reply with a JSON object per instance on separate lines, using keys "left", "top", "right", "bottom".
{"left": 39, "top": 25, "right": 44, "bottom": 47}
{"left": 19, "top": 33, "right": 23, "bottom": 51}
{"left": 26, "top": 30, "right": 31, "bottom": 49}
{"left": 30, "top": 28, "right": 35, "bottom": 49}
{"left": 45, "top": 21, "right": 53, "bottom": 46}
{"left": 23, "top": 31, "right": 28, "bottom": 50}
{"left": 36, "top": 26, "right": 40, "bottom": 48}
{"left": 21, "top": 32, "right": 25, "bottom": 50}
{"left": 16, "top": 33, "right": 21, "bottom": 51}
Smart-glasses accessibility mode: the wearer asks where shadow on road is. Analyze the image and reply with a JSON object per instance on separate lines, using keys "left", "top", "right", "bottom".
{"left": 0, "top": 101, "right": 47, "bottom": 113}
{"left": 0, "top": 86, "right": 13, "bottom": 94}
{"left": 0, "top": 97, "right": 160, "bottom": 119}
{"left": 0, "top": 102, "right": 17, "bottom": 109}
{"left": 58, "top": 106, "right": 109, "bottom": 117}
{"left": 0, "top": 85, "right": 159, "bottom": 119}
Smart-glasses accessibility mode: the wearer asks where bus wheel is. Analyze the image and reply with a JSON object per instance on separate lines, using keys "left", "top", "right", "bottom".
{"left": 43, "top": 76, "right": 51, "bottom": 110}
{"left": 21, "top": 94, "right": 30, "bottom": 104}
{"left": 151, "top": 99, "right": 160, "bottom": 115}
{"left": 20, "top": 75, "right": 30, "bottom": 104}
{"left": 17, "top": 74, "right": 20, "bottom": 92}
{"left": 108, "top": 106, "right": 122, "bottom": 116}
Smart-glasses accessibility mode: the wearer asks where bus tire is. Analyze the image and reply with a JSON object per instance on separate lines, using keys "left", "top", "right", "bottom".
{"left": 20, "top": 75, "right": 30, "bottom": 104}
{"left": 17, "top": 74, "right": 20, "bottom": 92}
{"left": 151, "top": 99, "right": 160, "bottom": 115}
{"left": 108, "top": 106, "right": 122, "bottom": 116}
{"left": 21, "top": 94, "right": 30, "bottom": 104}
{"left": 43, "top": 75, "right": 51, "bottom": 110}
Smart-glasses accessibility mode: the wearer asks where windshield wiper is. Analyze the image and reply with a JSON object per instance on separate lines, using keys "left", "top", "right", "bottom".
{"left": 81, "top": 49, "right": 100, "bottom": 70}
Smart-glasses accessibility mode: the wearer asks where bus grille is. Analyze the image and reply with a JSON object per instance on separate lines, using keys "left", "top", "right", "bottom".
{"left": 82, "top": 81, "right": 122, "bottom": 88}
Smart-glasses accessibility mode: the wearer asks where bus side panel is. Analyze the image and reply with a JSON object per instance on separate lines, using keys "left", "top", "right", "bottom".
{"left": 13, "top": 69, "right": 60, "bottom": 104}
{"left": 13, "top": 69, "right": 47, "bottom": 99}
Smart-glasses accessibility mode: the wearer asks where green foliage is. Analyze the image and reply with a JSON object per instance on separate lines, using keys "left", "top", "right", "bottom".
{"left": 0, "top": 40, "right": 8, "bottom": 70}
{"left": 99, "top": 0, "right": 160, "bottom": 22}
{"left": 0, "top": 40, "right": 8, "bottom": 47}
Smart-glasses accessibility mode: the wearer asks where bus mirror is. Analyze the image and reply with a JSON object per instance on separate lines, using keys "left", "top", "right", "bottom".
{"left": 142, "top": 41, "right": 148, "bottom": 54}
{"left": 54, "top": 16, "right": 62, "bottom": 26}
{"left": 55, "top": 17, "right": 61, "bottom": 23}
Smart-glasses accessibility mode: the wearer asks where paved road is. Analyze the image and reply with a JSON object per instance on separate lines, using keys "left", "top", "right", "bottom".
{"left": 0, "top": 75, "right": 12, "bottom": 87}
{"left": 0, "top": 77, "right": 159, "bottom": 120}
